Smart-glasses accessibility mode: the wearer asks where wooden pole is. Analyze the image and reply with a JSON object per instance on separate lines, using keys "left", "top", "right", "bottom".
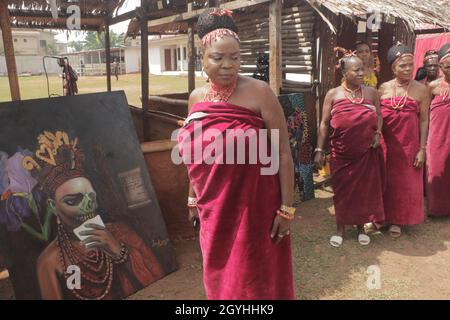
{"left": 208, "top": 0, "right": 219, "bottom": 7}
{"left": 149, "top": 95, "right": 188, "bottom": 107}
{"left": 269, "top": 0, "right": 282, "bottom": 95}
{"left": 187, "top": 20, "right": 195, "bottom": 94}
{"left": 0, "top": 0, "right": 21, "bottom": 101}
{"left": 140, "top": 1, "right": 150, "bottom": 141}
{"left": 105, "top": 23, "right": 112, "bottom": 91}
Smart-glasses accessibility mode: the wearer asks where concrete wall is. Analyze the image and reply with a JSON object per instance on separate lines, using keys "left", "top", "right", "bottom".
{"left": 0, "top": 30, "right": 56, "bottom": 56}
{"left": 0, "top": 55, "right": 61, "bottom": 75}
{"left": 124, "top": 47, "right": 141, "bottom": 73}
{"left": 149, "top": 46, "right": 162, "bottom": 74}
{"left": 147, "top": 40, "right": 201, "bottom": 74}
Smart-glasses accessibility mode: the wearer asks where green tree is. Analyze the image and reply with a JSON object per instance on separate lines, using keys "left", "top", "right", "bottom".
{"left": 46, "top": 43, "right": 58, "bottom": 55}
{"left": 83, "top": 31, "right": 125, "bottom": 50}
{"left": 68, "top": 40, "right": 84, "bottom": 52}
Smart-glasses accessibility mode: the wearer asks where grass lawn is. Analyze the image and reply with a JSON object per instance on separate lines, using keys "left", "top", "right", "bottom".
{"left": 0, "top": 73, "right": 207, "bottom": 107}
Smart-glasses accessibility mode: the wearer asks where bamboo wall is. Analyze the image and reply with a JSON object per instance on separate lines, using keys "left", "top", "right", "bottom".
{"left": 235, "top": 2, "right": 315, "bottom": 92}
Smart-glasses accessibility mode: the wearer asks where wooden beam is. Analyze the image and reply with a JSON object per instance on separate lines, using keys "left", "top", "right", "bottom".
{"left": 0, "top": 0, "right": 20, "bottom": 101}
{"left": 148, "top": 0, "right": 271, "bottom": 28}
{"left": 187, "top": 20, "right": 195, "bottom": 94}
{"left": 8, "top": 9, "right": 103, "bottom": 19}
{"left": 269, "top": 0, "right": 282, "bottom": 95}
{"left": 149, "top": 96, "right": 188, "bottom": 107}
{"left": 141, "top": 140, "right": 177, "bottom": 153}
{"left": 9, "top": 22, "right": 100, "bottom": 31}
{"left": 109, "top": 9, "right": 138, "bottom": 25}
{"left": 140, "top": 2, "right": 150, "bottom": 141}
{"left": 208, "top": 0, "right": 220, "bottom": 7}
{"left": 10, "top": 15, "right": 104, "bottom": 27}
{"left": 414, "top": 28, "right": 448, "bottom": 35}
{"left": 105, "top": 23, "right": 112, "bottom": 92}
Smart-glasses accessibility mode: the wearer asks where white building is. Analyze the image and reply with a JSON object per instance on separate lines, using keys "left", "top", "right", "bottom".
{"left": 66, "top": 47, "right": 126, "bottom": 76}
{"left": 0, "top": 29, "right": 67, "bottom": 75}
{"left": 0, "top": 30, "right": 201, "bottom": 76}
{"left": 124, "top": 34, "right": 202, "bottom": 75}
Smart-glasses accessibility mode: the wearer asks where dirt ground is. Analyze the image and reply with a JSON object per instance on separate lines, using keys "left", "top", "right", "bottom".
{"left": 129, "top": 187, "right": 450, "bottom": 300}
{"left": 2, "top": 187, "right": 450, "bottom": 300}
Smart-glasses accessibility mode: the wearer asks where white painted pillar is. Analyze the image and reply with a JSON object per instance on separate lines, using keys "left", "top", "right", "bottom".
{"left": 179, "top": 44, "right": 184, "bottom": 72}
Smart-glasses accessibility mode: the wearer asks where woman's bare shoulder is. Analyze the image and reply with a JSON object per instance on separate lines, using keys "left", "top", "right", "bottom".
{"left": 379, "top": 80, "right": 393, "bottom": 91}
{"left": 37, "top": 240, "right": 59, "bottom": 270}
{"left": 325, "top": 87, "right": 339, "bottom": 100}
{"left": 363, "top": 86, "right": 379, "bottom": 100}
{"left": 428, "top": 78, "right": 441, "bottom": 90}
{"left": 238, "top": 75, "right": 270, "bottom": 92}
{"left": 364, "top": 85, "right": 378, "bottom": 95}
{"left": 188, "top": 85, "right": 208, "bottom": 107}
{"left": 411, "top": 80, "right": 429, "bottom": 95}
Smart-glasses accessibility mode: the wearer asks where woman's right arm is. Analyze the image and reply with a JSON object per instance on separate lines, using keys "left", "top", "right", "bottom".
{"left": 37, "top": 248, "right": 63, "bottom": 300}
{"left": 314, "top": 90, "right": 334, "bottom": 169}
{"left": 186, "top": 89, "right": 202, "bottom": 223}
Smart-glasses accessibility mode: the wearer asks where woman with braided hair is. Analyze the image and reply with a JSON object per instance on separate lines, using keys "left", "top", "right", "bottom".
{"left": 178, "top": 8, "right": 295, "bottom": 299}
{"left": 378, "top": 44, "right": 431, "bottom": 237}
{"left": 426, "top": 43, "right": 450, "bottom": 217}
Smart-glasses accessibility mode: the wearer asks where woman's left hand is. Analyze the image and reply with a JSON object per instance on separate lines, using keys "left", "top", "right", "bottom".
{"left": 81, "top": 224, "right": 122, "bottom": 258}
{"left": 413, "top": 149, "right": 426, "bottom": 168}
{"left": 371, "top": 134, "right": 381, "bottom": 148}
{"left": 271, "top": 215, "right": 292, "bottom": 245}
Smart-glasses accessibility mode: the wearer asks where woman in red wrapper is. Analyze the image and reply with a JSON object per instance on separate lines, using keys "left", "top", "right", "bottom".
{"left": 23, "top": 131, "right": 164, "bottom": 300}
{"left": 415, "top": 50, "right": 440, "bottom": 86}
{"left": 315, "top": 54, "right": 385, "bottom": 248}
{"left": 378, "top": 45, "right": 431, "bottom": 237}
{"left": 426, "top": 43, "right": 450, "bottom": 217}
{"left": 178, "top": 8, "right": 295, "bottom": 300}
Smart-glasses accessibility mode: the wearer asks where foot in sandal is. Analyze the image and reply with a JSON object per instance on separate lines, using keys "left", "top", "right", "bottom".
{"left": 357, "top": 233, "right": 371, "bottom": 245}
{"left": 389, "top": 225, "right": 402, "bottom": 238}
{"left": 330, "top": 235, "right": 343, "bottom": 247}
{"left": 357, "top": 225, "right": 370, "bottom": 245}
{"left": 330, "top": 224, "right": 345, "bottom": 247}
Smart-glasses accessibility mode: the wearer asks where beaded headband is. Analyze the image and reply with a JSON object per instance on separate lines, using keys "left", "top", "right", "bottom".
{"left": 201, "top": 28, "right": 240, "bottom": 48}
{"left": 392, "top": 52, "right": 414, "bottom": 67}
{"left": 424, "top": 54, "right": 438, "bottom": 63}
{"left": 440, "top": 48, "right": 450, "bottom": 63}
{"left": 334, "top": 47, "right": 357, "bottom": 70}
{"left": 22, "top": 131, "right": 87, "bottom": 196}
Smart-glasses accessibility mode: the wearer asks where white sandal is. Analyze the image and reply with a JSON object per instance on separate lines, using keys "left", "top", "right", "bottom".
{"left": 389, "top": 225, "right": 402, "bottom": 238}
{"left": 358, "top": 234, "right": 371, "bottom": 245}
{"left": 329, "top": 235, "right": 343, "bottom": 247}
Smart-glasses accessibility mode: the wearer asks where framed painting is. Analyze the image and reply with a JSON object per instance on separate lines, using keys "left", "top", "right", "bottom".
{"left": 0, "top": 91, "right": 176, "bottom": 300}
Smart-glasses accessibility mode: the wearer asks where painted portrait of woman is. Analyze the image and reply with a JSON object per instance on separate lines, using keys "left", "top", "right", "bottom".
{"left": 1, "top": 130, "right": 166, "bottom": 300}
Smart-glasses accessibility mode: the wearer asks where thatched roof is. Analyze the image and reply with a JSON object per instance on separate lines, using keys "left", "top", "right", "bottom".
{"left": 6, "top": 0, "right": 126, "bottom": 30}
{"left": 125, "top": 0, "right": 268, "bottom": 37}
{"left": 307, "top": 0, "right": 450, "bottom": 30}
{"left": 126, "top": 0, "right": 450, "bottom": 37}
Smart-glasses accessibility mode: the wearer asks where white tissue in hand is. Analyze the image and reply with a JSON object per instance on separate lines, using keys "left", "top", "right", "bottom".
{"left": 73, "top": 215, "right": 105, "bottom": 241}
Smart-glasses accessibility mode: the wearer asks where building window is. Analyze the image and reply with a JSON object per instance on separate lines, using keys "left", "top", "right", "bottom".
{"left": 23, "top": 39, "right": 27, "bottom": 43}
{"left": 177, "top": 48, "right": 180, "bottom": 59}
{"left": 40, "top": 40, "right": 47, "bottom": 48}
{"left": 183, "top": 47, "right": 187, "bottom": 59}
{"left": 14, "top": 38, "right": 17, "bottom": 43}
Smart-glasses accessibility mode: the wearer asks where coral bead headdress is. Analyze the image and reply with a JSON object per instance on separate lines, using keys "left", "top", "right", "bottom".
{"left": 22, "top": 131, "right": 86, "bottom": 196}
